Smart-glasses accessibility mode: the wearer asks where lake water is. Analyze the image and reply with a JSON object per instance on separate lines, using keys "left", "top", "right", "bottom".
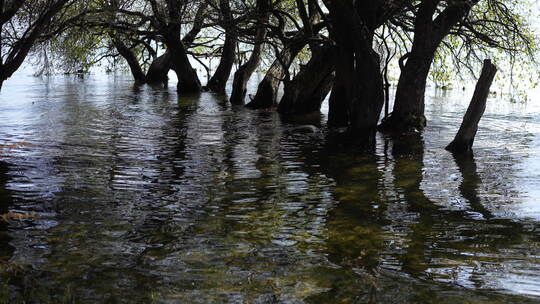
{"left": 0, "top": 73, "right": 540, "bottom": 303}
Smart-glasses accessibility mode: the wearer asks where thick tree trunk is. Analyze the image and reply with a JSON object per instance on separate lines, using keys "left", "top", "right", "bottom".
{"left": 327, "top": 44, "right": 352, "bottom": 129}
{"left": 324, "top": 0, "right": 384, "bottom": 136}
{"left": 278, "top": 45, "right": 335, "bottom": 115}
{"left": 378, "top": 52, "right": 433, "bottom": 132}
{"left": 164, "top": 32, "right": 202, "bottom": 93}
{"left": 206, "top": 0, "right": 236, "bottom": 93}
{"left": 110, "top": 35, "right": 146, "bottom": 83}
{"left": 229, "top": 0, "right": 270, "bottom": 104}
{"left": 145, "top": 52, "right": 171, "bottom": 84}
{"left": 446, "top": 59, "right": 497, "bottom": 153}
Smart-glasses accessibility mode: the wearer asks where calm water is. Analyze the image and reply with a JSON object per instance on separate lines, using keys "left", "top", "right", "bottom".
{"left": 0, "top": 73, "right": 540, "bottom": 303}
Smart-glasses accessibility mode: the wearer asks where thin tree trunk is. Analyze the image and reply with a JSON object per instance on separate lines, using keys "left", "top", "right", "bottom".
{"left": 229, "top": 0, "right": 270, "bottom": 104}
{"left": 206, "top": 33, "right": 236, "bottom": 92}
{"left": 446, "top": 59, "right": 497, "bottom": 153}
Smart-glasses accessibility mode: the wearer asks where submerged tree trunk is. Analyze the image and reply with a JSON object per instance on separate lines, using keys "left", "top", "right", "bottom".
{"left": 246, "top": 39, "right": 305, "bottom": 109}
{"left": 278, "top": 45, "right": 335, "bottom": 115}
{"left": 165, "top": 33, "right": 202, "bottom": 93}
{"left": 145, "top": 52, "right": 171, "bottom": 84}
{"left": 206, "top": 0, "right": 236, "bottom": 93}
{"left": 110, "top": 35, "right": 146, "bottom": 83}
{"left": 446, "top": 59, "right": 497, "bottom": 153}
{"left": 379, "top": 0, "right": 480, "bottom": 133}
{"left": 324, "top": 0, "right": 384, "bottom": 136}
{"left": 229, "top": 0, "right": 270, "bottom": 104}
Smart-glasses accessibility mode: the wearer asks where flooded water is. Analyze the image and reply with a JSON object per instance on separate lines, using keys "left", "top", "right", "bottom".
{"left": 0, "top": 73, "right": 540, "bottom": 303}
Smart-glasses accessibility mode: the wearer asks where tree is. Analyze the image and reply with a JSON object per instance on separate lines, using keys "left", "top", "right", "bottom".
{"left": 379, "top": 0, "right": 535, "bottom": 133}
{"left": 0, "top": 0, "right": 74, "bottom": 89}
{"left": 229, "top": 0, "right": 271, "bottom": 104}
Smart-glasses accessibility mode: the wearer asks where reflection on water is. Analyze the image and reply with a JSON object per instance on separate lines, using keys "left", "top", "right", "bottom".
{"left": 0, "top": 74, "right": 539, "bottom": 303}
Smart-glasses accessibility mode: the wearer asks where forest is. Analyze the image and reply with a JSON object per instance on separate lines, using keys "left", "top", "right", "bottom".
{"left": 1, "top": 0, "right": 540, "bottom": 303}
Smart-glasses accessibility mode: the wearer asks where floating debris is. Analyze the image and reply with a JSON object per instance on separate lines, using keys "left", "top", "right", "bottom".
{"left": 0, "top": 212, "right": 38, "bottom": 222}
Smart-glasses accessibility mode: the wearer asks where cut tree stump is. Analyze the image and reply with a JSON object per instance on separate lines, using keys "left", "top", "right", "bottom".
{"left": 446, "top": 59, "right": 497, "bottom": 153}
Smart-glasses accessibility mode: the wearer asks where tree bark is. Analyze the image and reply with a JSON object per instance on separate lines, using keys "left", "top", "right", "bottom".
{"left": 206, "top": 0, "right": 236, "bottom": 93}
{"left": 164, "top": 31, "right": 202, "bottom": 93}
{"left": 324, "top": 0, "right": 384, "bottom": 136}
{"left": 246, "top": 37, "right": 306, "bottom": 109}
{"left": 277, "top": 45, "right": 335, "bottom": 115}
{"left": 110, "top": 34, "right": 146, "bottom": 83}
{"left": 380, "top": 0, "right": 480, "bottom": 133}
{"left": 145, "top": 52, "right": 171, "bottom": 84}
{"left": 446, "top": 59, "right": 497, "bottom": 153}
{"left": 0, "top": 0, "right": 69, "bottom": 89}
{"left": 229, "top": 0, "right": 270, "bottom": 104}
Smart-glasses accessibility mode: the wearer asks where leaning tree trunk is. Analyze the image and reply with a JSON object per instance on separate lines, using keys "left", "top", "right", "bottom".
{"left": 206, "top": 0, "right": 236, "bottom": 93}
{"left": 246, "top": 40, "right": 305, "bottom": 109}
{"left": 146, "top": 52, "right": 171, "bottom": 84}
{"left": 278, "top": 45, "right": 335, "bottom": 115}
{"left": 206, "top": 32, "right": 236, "bottom": 92}
{"left": 110, "top": 35, "right": 147, "bottom": 83}
{"left": 229, "top": 37, "right": 264, "bottom": 104}
{"left": 446, "top": 59, "right": 497, "bottom": 153}
{"left": 229, "top": 0, "right": 270, "bottom": 104}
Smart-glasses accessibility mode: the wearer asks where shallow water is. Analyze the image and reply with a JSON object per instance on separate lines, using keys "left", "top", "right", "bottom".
{"left": 0, "top": 74, "right": 539, "bottom": 303}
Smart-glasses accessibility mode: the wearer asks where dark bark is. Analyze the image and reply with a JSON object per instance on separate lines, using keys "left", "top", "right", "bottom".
{"left": 277, "top": 45, "right": 335, "bottom": 115}
{"left": 380, "top": 0, "right": 480, "bottom": 132}
{"left": 164, "top": 31, "right": 202, "bottom": 93}
{"left": 148, "top": 0, "right": 202, "bottom": 93}
{"left": 144, "top": 3, "right": 207, "bottom": 86}
{"left": 206, "top": 0, "right": 236, "bottom": 93}
{"left": 0, "top": 0, "right": 69, "bottom": 89}
{"left": 446, "top": 59, "right": 497, "bottom": 153}
{"left": 229, "top": 0, "right": 270, "bottom": 104}
{"left": 324, "top": 0, "right": 385, "bottom": 136}
{"left": 110, "top": 35, "right": 146, "bottom": 83}
{"left": 145, "top": 52, "right": 171, "bottom": 84}
{"left": 246, "top": 36, "right": 306, "bottom": 109}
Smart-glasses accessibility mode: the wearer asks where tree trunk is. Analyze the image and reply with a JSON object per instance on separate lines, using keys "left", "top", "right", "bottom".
{"left": 110, "top": 35, "right": 146, "bottom": 83}
{"left": 324, "top": 0, "right": 384, "bottom": 136}
{"left": 446, "top": 59, "right": 497, "bottom": 153}
{"left": 206, "top": 32, "right": 236, "bottom": 92}
{"left": 379, "top": 0, "right": 480, "bottom": 133}
{"left": 229, "top": 0, "right": 270, "bottom": 104}
{"left": 164, "top": 32, "right": 202, "bottom": 93}
{"left": 246, "top": 40, "right": 304, "bottom": 109}
{"left": 206, "top": 0, "right": 236, "bottom": 93}
{"left": 278, "top": 45, "right": 335, "bottom": 115}
{"left": 245, "top": 50, "right": 289, "bottom": 109}
{"left": 146, "top": 52, "right": 171, "bottom": 84}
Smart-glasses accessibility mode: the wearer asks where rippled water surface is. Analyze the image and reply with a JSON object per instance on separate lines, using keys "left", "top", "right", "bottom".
{"left": 1, "top": 74, "right": 540, "bottom": 303}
